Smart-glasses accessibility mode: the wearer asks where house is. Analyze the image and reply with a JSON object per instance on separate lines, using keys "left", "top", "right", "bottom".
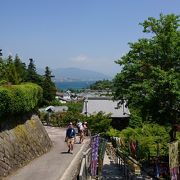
{"left": 82, "top": 97, "right": 130, "bottom": 130}
{"left": 39, "top": 105, "right": 68, "bottom": 113}
{"left": 56, "top": 91, "right": 79, "bottom": 102}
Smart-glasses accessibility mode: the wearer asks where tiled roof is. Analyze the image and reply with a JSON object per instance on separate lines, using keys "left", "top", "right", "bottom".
{"left": 82, "top": 99, "right": 130, "bottom": 118}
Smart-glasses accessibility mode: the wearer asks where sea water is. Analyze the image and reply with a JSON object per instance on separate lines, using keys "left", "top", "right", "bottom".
{"left": 55, "top": 81, "right": 95, "bottom": 90}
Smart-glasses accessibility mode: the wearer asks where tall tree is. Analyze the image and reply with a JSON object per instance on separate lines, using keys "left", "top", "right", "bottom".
{"left": 42, "top": 66, "right": 56, "bottom": 105}
{"left": 5, "top": 55, "right": 20, "bottom": 84}
{"left": 27, "top": 58, "right": 37, "bottom": 82}
{"left": 0, "top": 57, "right": 6, "bottom": 84}
{"left": 14, "top": 54, "right": 28, "bottom": 83}
{"left": 113, "top": 14, "right": 180, "bottom": 125}
{"left": 26, "top": 58, "right": 42, "bottom": 85}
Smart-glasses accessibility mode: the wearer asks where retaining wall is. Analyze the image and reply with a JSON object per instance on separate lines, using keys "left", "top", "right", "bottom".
{"left": 0, "top": 114, "right": 52, "bottom": 178}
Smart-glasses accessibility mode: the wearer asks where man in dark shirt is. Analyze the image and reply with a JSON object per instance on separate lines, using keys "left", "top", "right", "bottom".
{"left": 66, "top": 122, "right": 76, "bottom": 154}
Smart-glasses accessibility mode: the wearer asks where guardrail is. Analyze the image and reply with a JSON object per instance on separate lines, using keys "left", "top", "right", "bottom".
{"left": 116, "top": 148, "right": 141, "bottom": 179}
{"left": 79, "top": 140, "right": 154, "bottom": 180}
{"left": 106, "top": 142, "right": 153, "bottom": 179}
{"left": 79, "top": 148, "right": 91, "bottom": 180}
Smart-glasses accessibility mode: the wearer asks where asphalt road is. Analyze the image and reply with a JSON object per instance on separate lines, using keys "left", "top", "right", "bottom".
{"left": 4, "top": 126, "right": 88, "bottom": 180}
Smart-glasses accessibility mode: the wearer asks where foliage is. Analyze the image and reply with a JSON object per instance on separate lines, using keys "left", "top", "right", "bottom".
{"left": 0, "top": 58, "right": 7, "bottom": 84}
{"left": 66, "top": 101, "right": 84, "bottom": 113}
{"left": 39, "top": 110, "right": 86, "bottom": 127}
{"left": 118, "top": 123, "right": 170, "bottom": 160}
{"left": 41, "top": 66, "right": 56, "bottom": 105}
{"left": 39, "top": 101, "right": 84, "bottom": 126}
{"left": 50, "top": 99, "right": 65, "bottom": 106}
{"left": 39, "top": 104, "right": 112, "bottom": 133}
{"left": 57, "top": 111, "right": 85, "bottom": 126}
{"left": 90, "top": 80, "right": 113, "bottom": 90}
{"left": 113, "top": 14, "right": 180, "bottom": 125}
{"left": 106, "top": 127, "right": 121, "bottom": 137}
{"left": 0, "top": 55, "right": 26, "bottom": 84}
{"left": 128, "top": 107, "right": 143, "bottom": 128}
{"left": 26, "top": 58, "right": 42, "bottom": 84}
{"left": 86, "top": 112, "right": 112, "bottom": 136}
{"left": 0, "top": 83, "right": 43, "bottom": 116}
{"left": 0, "top": 55, "right": 57, "bottom": 106}
{"left": 14, "top": 54, "right": 27, "bottom": 83}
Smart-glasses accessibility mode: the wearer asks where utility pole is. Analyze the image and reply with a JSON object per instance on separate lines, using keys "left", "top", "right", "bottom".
{"left": 0, "top": 49, "right": 2, "bottom": 57}
{"left": 84, "top": 98, "right": 88, "bottom": 117}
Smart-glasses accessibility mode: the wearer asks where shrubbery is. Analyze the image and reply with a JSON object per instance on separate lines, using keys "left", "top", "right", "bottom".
{"left": 86, "top": 112, "right": 112, "bottom": 136}
{"left": 0, "top": 83, "right": 43, "bottom": 116}
{"left": 117, "top": 123, "right": 171, "bottom": 160}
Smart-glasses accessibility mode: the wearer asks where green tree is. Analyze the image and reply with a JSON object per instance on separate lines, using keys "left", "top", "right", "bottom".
{"left": 5, "top": 55, "right": 21, "bottom": 84}
{"left": 26, "top": 58, "right": 42, "bottom": 85}
{"left": 66, "top": 101, "right": 83, "bottom": 113}
{"left": 0, "top": 57, "right": 7, "bottom": 84}
{"left": 42, "top": 66, "right": 56, "bottom": 105}
{"left": 119, "top": 123, "right": 170, "bottom": 160}
{"left": 14, "top": 54, "right": 27, "bottom": 82}
{"left": 113, "top": 14, "right": 180, "bottom": 125}
{"left": 86, "top": 112, "right": 112, "bottom": 136}
{"left": 90, "top": 80, "right": 113, "bottom": 90}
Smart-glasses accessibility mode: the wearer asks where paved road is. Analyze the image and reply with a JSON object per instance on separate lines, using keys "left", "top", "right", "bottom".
{"left": 4, "top": 126, "right": 89, "bottom": 180}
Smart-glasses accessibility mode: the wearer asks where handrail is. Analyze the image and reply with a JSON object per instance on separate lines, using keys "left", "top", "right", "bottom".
{"left": 79, "top": 148, "right": 91, "bottom": 180}
{"left": 116, "top": 148, "right": 141, "bottom": 176}
{"left": 106, "top": 142, "right": 154, "bottom": 179}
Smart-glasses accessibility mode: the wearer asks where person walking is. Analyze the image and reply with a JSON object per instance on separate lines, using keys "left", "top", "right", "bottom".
{"left": 83, "top": 122, "right": 88, "bottom": 136}
{"left": 78, "top": 122, "right": 84, "bottom": 144}
{"left": 65, "top": 122, "right": 76, "bottom": 154}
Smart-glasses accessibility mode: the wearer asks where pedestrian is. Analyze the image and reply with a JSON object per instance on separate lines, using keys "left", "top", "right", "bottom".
{"left": 79, "top": 123, "right": 84, "bottom": 144}
{"left": 77, "top": 121, "right": 82, "bottom": 134}
{"left": 65, "top": 122, "right": 76, "bottom": 154}
{"left": 83, "top": 122, "right": 88, "bottom": 136}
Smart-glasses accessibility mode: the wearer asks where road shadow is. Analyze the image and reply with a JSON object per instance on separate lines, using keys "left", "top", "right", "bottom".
{"left": 61, "top": 151, "right": 70, "bottom": 154}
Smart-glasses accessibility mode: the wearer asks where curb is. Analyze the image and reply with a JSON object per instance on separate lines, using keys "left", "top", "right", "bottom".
{"left": 60, "top": 139, "right": 90, "bottom": 180}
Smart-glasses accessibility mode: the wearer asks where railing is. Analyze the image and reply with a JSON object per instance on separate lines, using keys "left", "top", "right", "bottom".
{"left": 79, "top": 140, "right": 154, "bottom": 180}
{"left": 106, "top": 142, "right": 153, "bottom": 180}
{"left": 116, "top": 148, "right": 141, "bottom": 179}
{"left": 79, "top": 148, "right": 91, "bottom": 180}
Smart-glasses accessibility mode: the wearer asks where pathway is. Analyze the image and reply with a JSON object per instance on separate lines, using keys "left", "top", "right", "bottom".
{"left": 3, "top": 126, "right": 89, "bottom": 180}
{"left": 102, "top": 152, "right": 124, "bottom": 180}
{"left": 102, "top": 152, "right": 154, "bottom": 180}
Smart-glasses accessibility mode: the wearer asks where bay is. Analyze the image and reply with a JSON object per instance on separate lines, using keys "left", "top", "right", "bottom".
{"left": 55, "top": 81, "right": 95, "bottom": 90}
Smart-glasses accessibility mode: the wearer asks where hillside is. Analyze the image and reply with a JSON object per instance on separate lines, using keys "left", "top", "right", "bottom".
{"left": 50, "top": 67, "right": 112, "bottom": 82}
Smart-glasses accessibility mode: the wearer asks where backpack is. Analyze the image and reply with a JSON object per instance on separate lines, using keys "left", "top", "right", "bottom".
{"left": 66, "top": 128, "right": 75, "bottom": 138}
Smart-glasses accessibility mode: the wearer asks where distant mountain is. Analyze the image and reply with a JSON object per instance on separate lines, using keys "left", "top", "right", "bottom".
{"left": 51, "top": 67, "right": 112, "bottom": 82}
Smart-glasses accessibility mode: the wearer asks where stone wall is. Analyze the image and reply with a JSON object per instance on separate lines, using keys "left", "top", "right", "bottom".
{"left": 0, "top": 114, "right": 52, "bottom": 178}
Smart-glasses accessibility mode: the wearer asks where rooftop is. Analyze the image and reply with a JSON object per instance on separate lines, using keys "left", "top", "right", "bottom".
{"left": 82, "top": 98, "right": 130, "bottom": 118}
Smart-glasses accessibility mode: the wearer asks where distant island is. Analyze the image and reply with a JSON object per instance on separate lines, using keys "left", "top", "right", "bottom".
{"left": 38, "top": 67, "right": 112, "bottom": 82}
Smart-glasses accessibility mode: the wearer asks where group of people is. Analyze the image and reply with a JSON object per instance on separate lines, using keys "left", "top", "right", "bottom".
{"left": 65, "top": 121, "right": 88, "bottom": 154}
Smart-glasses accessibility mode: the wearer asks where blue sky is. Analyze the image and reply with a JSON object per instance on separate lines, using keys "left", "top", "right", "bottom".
{"left": 1, "top": 0, "right": 180, "bottom": 76}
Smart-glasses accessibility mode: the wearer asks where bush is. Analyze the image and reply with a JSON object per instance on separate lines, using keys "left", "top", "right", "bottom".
{"left": 66, "top": 101, "right": 84, "bottom": 113}
{"left": 118, "top": 123, "right": 170, "bottom": 160}
{"left": 86, "top": 112, "right": 112, "bottom": 136}
{"left": 39, "top": 110, "right": 86, "bottom": 127}
{"left": 0, "top": 83, "right": 43, "bottom": 116}
{"left": 128, "top": 107, "right": 143, "bottom": 128}
{"left": 106, "top": 127, "right": 121, "bottom": 137}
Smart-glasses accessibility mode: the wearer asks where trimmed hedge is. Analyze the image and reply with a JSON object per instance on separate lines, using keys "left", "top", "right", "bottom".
{"left": 0, "top": 83, "right": 43, "bottom": 116}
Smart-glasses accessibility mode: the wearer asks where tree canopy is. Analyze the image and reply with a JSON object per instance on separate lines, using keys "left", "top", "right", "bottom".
{"left": 89, "top": 80, "right": 113, "bottom": 90}
{"left": 41, "top": 66, "right": 56, "bottom": 105}
{"left": 0, "top": 55, "right": 56, "bottom": 106}
{"left": 113, "top": 14, "right": 180, "bottom": 125}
